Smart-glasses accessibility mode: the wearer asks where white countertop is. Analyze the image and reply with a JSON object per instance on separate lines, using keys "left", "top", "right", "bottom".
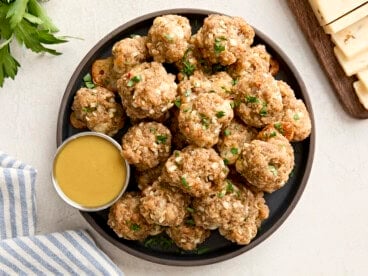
{"left": 1, "top": 0, "right": 367, "bottom": 275}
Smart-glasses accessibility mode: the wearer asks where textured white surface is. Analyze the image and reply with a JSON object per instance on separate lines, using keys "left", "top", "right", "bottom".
{"left": 1, "top": 0, "right": 368, "bottom": 275}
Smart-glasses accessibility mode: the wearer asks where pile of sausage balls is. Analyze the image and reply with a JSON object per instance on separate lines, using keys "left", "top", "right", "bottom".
{"left": 70, "top": 14, "right": 311, "bottom": 251}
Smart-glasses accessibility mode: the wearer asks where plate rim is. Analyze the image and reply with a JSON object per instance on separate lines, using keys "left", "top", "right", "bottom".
{"left": 56, "top": 8, "right": 316, "bottom": 266}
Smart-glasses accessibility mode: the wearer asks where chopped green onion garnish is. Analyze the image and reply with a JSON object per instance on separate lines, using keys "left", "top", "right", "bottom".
{"left": 224, "top": 129, "right": 231, "bottom": 136}
{"left": 127, "top": 75, "right": 141, "bottom": 87}
{"left": 293, "top": 113, "right": 300, "bottom": 121}
{"left": 83, "top": 73, "right": 95, "bottom": 89}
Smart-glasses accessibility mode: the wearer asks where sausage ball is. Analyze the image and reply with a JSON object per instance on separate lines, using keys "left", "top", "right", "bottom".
{"left": 147, "top": 15, "right": 191, "bottom": 63}
{"left": 217, "top": 119, "right": 257, "bottom": 165}
{"left": 178, "top": 93, "right": 234, "bottom": 148}
{"left": 108, "top": 192, "right": 162, "bottom": 240}
{"left": 208, "top": 72, "right": 235, "bottom": 100}
{"left": 140, "top": 182, "right": 189, "bottom": 226}
{"left": 112, "top": 35, "right": 149, "bottom": 74}
{"left": 192, "top": 180, "right": 253, "bottom": 230}
{"left": 177, "top": 70, "right": 213, "bottom": 103}
{"left": 228, "top": 45, "right": 271, "bottom": 79}
{"left": 121, "top": 122, "right": 171, "bottom": 170}
{"left": 91, "top": 57, "right": 119, "bottom": 92}
{"left": 117, "top": 62, "right": 177, "bottom": 120}
{"left": 194, "top": 14, "right": 255, "bottom": 65}
{"left": 219, "top": 191, "right": 269, "bottom": 245}
{"left": 234, "top": 72, "right": 283, "bottom": 128}
{"left": 167, "top": 109, "right": 189, "bottom": 150}
{"left": 162, "top": 146, "right": 228, "bottom": 197}
{"left": 278, "top": 81, "right": 311, "bottom": 141}
{"left": 135, "top": 163, "right": 164, "bottom": 191}
{"left": 235, "top": 127, "right": 294, "bottom": 193}
{"left": 71, "top": 87, "right": 125, "bottom": 136}
{"left": 166, "top": 223, "right": 210, "bottom": 251}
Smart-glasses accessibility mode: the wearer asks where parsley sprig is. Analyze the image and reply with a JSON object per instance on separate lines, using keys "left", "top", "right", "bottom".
{"left": 0, "top": 0, "right": 68, "bottom": 87}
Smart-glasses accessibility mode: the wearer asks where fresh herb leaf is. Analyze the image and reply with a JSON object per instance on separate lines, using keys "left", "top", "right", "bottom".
{"left": 232, "top": 78, "right": 238, "bottom": 86}
{"left": 216, "top": 111, "right": 225, "bottom": 118}
{"left": 269, "top": 131, "right": 277, "bottom": 138}
{"left": 214, "top": 36, "right": 226, "bottom": 54}
{"left": 182, "top": 60, "right": 195, "bottom": 77}
{"left": 149, "top": 127, "right": 156, "bottom": 134}
{"left": 199, "top": 113, "right": 209, "bottom": 129}
{"left": 246, "top": 95, "right": 259, "bottom": 104}
{"left": 156, "top": 134, "right": 167, "bottom": 144}
{"left": 289, "top": 168, "right": 295, "bottom": 178}
{"left": 82, "top": 106, "right": 96, "bottom": 113}
{"left": 259, "top": 102, "right": 268, "bottom": 117}
{"left": 174, "top": 98, "right": 181, "bottom": 108}
{"left": 0, "top": 44, "right": 20, "bottom": 87}
{"left": 196, "top": 246, "right": 210, "bottom": 255}
{"left": 230, "top": 147, "right": 238, "bottom": 155}
{"left": 212, "top": 63, "right": 226, "bottom": 72}
{"left": 224, "top": 129, "right": 231, "bottom": 136}
{"left": 226, "top": 180, "right": 234, "bottom": 193}
{"left": 186, "top": 207, "right": 194, "bottom": 213}
{"left": 223, "top": 158, "right": 229, "bottom": 165}
{"left": 27, "top": 0, "right": 59, "bottom": 32}
{"left": 274, "top": 122, "right": 284, "bottom": 134}
{"left": 6, "top": 0, "right": 28, "bottom": 29}
{"left": 144, "top": 235, "right": 174, "bottom": 249}
{"left": 0, "top": 0, "right": 66, "bottom": 87}
{"left": 185, "top": 219, "right": 195, "bottom": 226}
{"left": 181, "top": 177, "right": 189, "bottom": 189}
{"left": 130, "top": 223, "right": 141, "bottom": 231}
{"left": 268, "top": 165, "right": 278, "bottom": 176}
{"left": 218, "top": 191, "right": 225, "bottom": 198}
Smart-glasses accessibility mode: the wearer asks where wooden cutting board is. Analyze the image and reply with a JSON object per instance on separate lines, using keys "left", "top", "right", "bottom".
{"left": 287, "top": 0, "right": 368, "bottom": 119}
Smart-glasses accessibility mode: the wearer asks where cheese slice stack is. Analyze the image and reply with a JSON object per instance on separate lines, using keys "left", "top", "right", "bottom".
{"left": 309, "top": 0, "right": 368, "bottom": 110}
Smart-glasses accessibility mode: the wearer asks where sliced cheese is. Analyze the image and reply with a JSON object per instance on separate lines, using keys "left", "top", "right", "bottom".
{"left": 324, "top": 3, "right": 368, "bottom": 34}
{"left": 357, "top": 69, "right": 368, "bottom": 90}
{"left": 331, "top": 15, "right": 368, "bottom": 58}
{"left": 353, "top": 80, "right": 368, "bottom": 109}
{"left": 334, "top": 46, "right": 368, "bottom": 76}
{"left": 309, "top": 0, "right": 367, "bottom": 25}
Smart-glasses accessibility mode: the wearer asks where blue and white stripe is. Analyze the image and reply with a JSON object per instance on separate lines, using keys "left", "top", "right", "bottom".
{"left": 0, "top": 230, "right": 124, "bottom": 275}
{"left": 0, "top": 151, "right": 37, "bottom": 239}
{"left": 0, "top": 152, "right": 124, "bottom": 275}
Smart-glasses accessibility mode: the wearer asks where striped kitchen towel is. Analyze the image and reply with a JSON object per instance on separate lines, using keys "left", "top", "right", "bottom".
{"left": 0, "top": 230, "right": 123, "bottom": 275}
{"left": 0, "top": 152, "right": 123, "bottom": 275}
{"left": 0, "top": 151, "right": 37, "bottom": 239}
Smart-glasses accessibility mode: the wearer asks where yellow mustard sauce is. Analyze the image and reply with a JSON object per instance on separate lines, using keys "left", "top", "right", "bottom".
{"left": 53, "top": 135, "right": 126, "bottom": 208}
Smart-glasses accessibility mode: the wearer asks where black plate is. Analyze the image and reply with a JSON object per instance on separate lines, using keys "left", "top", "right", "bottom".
{"left": 57, "top": 9, "right": 315, "bottom": 266}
